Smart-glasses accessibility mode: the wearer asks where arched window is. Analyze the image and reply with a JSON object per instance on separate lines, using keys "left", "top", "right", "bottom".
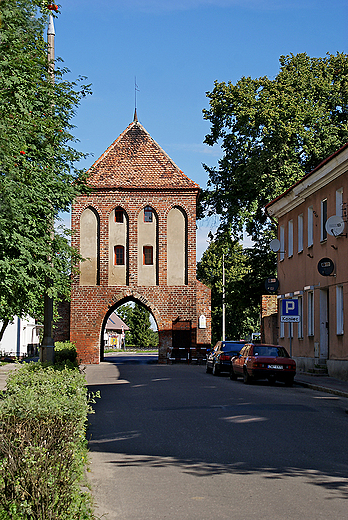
{"left": 143, "top": 246, "right": 153, "bottom": 265}
{"left": 144, "top": 206, "right": 153, "bottom": 222}
{"left": 114, "top": 245, "right": 125, "bottom": 265}
{"left": 115, "top": 207, "right": 124, "bottom": 223}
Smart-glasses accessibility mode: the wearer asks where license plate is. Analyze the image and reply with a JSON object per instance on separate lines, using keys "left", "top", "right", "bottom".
{"left": 268, "top": 364, "right": 283, "bottom": 369}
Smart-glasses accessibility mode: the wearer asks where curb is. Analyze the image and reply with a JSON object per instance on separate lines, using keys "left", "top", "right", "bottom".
{"left": 295, "top": 379, "right": 348, "bottom": 399}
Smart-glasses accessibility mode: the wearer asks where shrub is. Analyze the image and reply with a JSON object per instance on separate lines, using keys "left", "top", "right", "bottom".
{"left": 0, "top": 363, "right": 98, "bottom": 519}
{"left": 54, "top": 341, "right": 78, "bottom": 367}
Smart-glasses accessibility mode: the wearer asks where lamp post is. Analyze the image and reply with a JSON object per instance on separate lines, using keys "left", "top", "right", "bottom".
{"left": 222, "top": 253, "right": 226, "bottom": 341}
{"left": 40, "top": 14, "right": 55, "bottom": 364}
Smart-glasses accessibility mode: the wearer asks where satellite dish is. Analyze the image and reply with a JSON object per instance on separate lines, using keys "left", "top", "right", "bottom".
{"left": 325, "top": 215, "right": 345, "bottom": 237}
{"left": 269, "top": 239, "right": 281, "bottom": 252}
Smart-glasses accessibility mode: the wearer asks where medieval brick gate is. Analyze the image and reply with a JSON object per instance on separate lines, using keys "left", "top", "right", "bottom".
{"left": 70, "top": 117, "right": 211, "bottom": 364}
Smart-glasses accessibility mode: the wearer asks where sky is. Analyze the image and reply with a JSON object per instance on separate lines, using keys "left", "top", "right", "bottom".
{"left": 53, "top": 0, "right": 348, "bottom": 259}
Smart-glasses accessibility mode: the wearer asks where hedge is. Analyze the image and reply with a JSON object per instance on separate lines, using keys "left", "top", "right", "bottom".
{"left": 0, "top": 363, "right": 98, "bottom": 519}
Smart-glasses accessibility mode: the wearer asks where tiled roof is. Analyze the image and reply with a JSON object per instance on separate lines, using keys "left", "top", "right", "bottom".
{"left": 87, "top": 121, "right": 200, "bottom": 191}
{"left": 105, "top": 312, "right": 130, "bottom": 331}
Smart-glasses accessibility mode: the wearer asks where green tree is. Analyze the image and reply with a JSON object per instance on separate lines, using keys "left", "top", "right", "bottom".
{"left": 117, "top": 303, "right": 157, "bottom": 349}
{"left": 197, "top": 235, "right": 270, "bottom": 344}
{"left": 0, "top": 1, "right": 91, "bottom": 339}
{"left": 202, "top": 52, "right": 348, "bottom": 240}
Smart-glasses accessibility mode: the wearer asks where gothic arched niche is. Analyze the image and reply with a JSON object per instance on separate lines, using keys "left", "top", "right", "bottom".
{"left": 109, "top": 206, "right": 128, "bottom": 286}
{"left": 137, "top": 206, "right": 158, "bottom": 286}
{"left": 167, "top": 206, "right": 187, "bottom": 285}
{"left": 79, "top": 207, "right": 100, "bottom": 286}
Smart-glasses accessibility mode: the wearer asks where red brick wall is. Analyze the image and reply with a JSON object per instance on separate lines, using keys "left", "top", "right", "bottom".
{"left": 71, "top": 188, "right": 211, "bottom": 363}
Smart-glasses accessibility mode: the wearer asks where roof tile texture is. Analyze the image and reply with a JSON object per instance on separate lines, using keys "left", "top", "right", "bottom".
{"left": 88, "top": 121, "right": 200, "bottom": 191}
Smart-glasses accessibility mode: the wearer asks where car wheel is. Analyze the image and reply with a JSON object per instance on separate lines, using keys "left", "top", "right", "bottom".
{"left": 268, "top": 375, "right": 276, "bottom": 385}
{"left": 243, "top": 368, "right": 252, "bottom": 384}
{"left": 284, "top": 377, "right": 294, "bottom": 387}
{"left": 213, "top": 363, "right": 220, "bottom": 376}
{"left": 230, "top": 367, "right": 237, "bottom": 380}
{"left": 206, "top": 363, "right": 212, "bottom": 374}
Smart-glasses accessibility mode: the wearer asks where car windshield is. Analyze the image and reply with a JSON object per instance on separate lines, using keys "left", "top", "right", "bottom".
{"left": 253, "top": 346, "right": 289, "bottom": 358}
{"left": 221, "top": 342, "right": 243, "bottom": 352}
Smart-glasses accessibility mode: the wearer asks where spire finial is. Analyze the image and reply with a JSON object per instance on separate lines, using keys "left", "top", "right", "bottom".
{"left": 134, "top": 77, "right": 139, "bottom": 122}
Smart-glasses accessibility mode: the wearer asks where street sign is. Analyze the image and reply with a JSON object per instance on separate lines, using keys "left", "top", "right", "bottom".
{"left": 281, "top": 299, "right": 300, "bottom": 323}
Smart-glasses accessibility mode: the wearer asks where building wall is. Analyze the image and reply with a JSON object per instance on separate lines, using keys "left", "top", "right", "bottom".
{"left": 71, "top": 189, "right": 211, "bottom": 364}
{"left": 0, "top": 317, "right": 40, "bottom": 358}
{"left": 274, "top": 159, "right": 348, "bottom": 379}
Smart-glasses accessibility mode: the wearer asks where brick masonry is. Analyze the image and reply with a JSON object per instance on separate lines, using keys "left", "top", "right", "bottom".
{"left": 70, "top": 120, "right": 211, "bottom": 364}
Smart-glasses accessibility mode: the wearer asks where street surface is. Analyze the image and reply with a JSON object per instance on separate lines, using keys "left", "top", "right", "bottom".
{"left": 86, "top": 355, "right": 348, "bottom": 520}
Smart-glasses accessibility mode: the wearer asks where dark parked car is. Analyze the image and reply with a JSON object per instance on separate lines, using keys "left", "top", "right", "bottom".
{"left": 230, "top": 343, "right": 296, "bottom": 386}
{"left": 206, "top": 340, "right": 246, "bottom": 376}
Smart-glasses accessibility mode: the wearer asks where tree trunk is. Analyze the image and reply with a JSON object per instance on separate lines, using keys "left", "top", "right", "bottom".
{"left": 0, "top": 318, "right": 10, "bottom": 343}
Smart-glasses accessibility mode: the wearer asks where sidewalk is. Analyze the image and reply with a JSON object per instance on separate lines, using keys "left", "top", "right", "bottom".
{"left": 295, "top": 372, "right": 348, "bottom": 398}
{"left": 0, "top": 363, "right": 20, "bottom": 391}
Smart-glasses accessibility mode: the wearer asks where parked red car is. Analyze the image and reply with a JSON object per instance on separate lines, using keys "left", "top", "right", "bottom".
{"left": 230, "top": 343, "right": 296, "bottom": 386}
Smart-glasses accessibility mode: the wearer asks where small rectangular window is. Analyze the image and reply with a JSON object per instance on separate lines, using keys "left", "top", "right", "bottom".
{"left": 321, "top": 199, "right": 327, "bottom": 241}
{"left": 280, "top": 225, "right": 285, "bottom": 261}
{"left": 298, "top": 214, "right": 303, "bottom": 253}
{"left": 143, "top": 246, "right": 153, "bottom": 265}
{"left": 280, "top": 300, "right": 285, "bottom": 338}
{"left": 298, "top": 296, "right": 303, "bottom": 338}
{"left": 288, "top": 219, "right": 293, "bottom": 257}
{"left": 336, "top": 285, "right": 344, "bottom": 335}
{"left": 308, "top": 291, "right": 314, "bottom": 336}
{"left": 308, "top": 206, "right": 313, "bottom": 247}
{"left": 114, "top": 246, "right": 125, "bottom": 265}
{"left": 115, "top": 209, "right": 123, "bottom": 223}
{"left": 144, "top": 206, "right": 153, "bottom": 223}
{"left": 336, "top": 188, "right": 343, "bottom": 217}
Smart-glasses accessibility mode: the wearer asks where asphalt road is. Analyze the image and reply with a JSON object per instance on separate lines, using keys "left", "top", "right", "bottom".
{"left": 86, "top": 355, "right": 348, "bottom": 520}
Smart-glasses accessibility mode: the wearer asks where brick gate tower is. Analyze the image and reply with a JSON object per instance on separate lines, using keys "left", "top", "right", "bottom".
{"left": 70, "top": 115, "right": 211, "bottom": 364}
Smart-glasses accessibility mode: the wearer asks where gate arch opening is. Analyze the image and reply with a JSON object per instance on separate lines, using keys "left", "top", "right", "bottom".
{"left": 100, "top": 296, "right": 159, "bottom": 361}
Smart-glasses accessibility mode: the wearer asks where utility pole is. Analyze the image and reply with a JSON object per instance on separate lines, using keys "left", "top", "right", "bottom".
{"left": 40, "top": 13, "right": 55, "bottom": 364}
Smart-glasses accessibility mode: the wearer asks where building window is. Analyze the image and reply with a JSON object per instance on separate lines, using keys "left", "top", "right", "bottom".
{"left": 115, "top": 208, "right": 124, "bottom": 223}
{"left": 144, "top": 206, "right": 153, "bottom": 223}
{"left": 321, "top": 199, "right": 327, "bottom": 241}
{"left": 288, "top": 219, "right": 293, "bottom": 257}
{"left": 308, "top": 291, "right": 314, "bottom": 336}
{"left": 114, "top": 245, "right": 125, "bottom": 265}
{"left": 298, "top": 296, "right": 303, "bottom": 338}
{"left": 336, "top": 285, "right": 344, "bottom": 335}
{"left": 298, "top": 214, "right": 303, "bottom": 253}
{"left": 278, "top": 300, "right": 285, "bottom": 338}
{"left": 280, "top": 225, "right": 285, "bottom": 261}
{"left": 288, "top": 322, "right": 293, "bottom": 339}
{"left": 308, "top": 206, "right": 313, "bottom": 247}
{"left": 143, "top": 246, "right": 153, "bottom": 265}
{"left": 336, "top": 188, "right": 343, "bottom": 217}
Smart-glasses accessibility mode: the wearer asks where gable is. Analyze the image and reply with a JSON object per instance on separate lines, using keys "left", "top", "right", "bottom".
{"left": 87, "top": 121, "right": 200, "bottom": 192}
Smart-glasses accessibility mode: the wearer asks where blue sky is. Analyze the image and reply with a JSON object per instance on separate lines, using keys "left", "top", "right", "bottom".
{"left": 53, "top": 0, "right": 348, "bottom": 258}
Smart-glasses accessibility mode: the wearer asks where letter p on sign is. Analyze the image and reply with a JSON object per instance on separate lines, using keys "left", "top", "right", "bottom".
{"left": 282, "top": 299, "right": 298, "bottom": 316}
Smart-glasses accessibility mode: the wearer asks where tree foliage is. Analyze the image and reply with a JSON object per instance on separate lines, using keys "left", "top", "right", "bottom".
{"left": 0, "top": 0, "right": 91, "bottom": 338}
{"left": 117, "top": 303, "right": 158, "bottom": 349}
{"left": 197, "top": 235, "right": 275, "bottom": 344}
{"left": 202, "top": 52, "right": 348, "bottom": 240}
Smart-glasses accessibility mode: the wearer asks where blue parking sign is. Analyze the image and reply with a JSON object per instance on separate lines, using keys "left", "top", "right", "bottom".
{"left": 281, "top": 299, "right": 300, "bottom": 322}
